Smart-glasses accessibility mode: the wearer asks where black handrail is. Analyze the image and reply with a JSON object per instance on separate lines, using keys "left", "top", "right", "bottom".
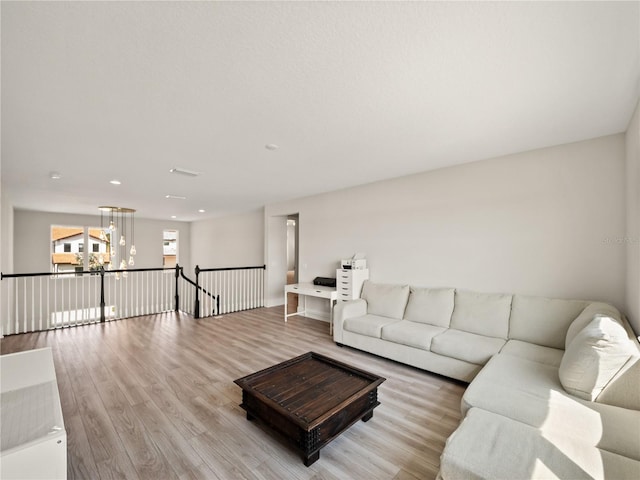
{"left": 197, "top": 265, "right": 266, "bottom": 272}
{"left": 1, "top": 266, "right": 176, "bottom": 279}
{"left": 181, "top": 266, "right": 218, "bottom": 318}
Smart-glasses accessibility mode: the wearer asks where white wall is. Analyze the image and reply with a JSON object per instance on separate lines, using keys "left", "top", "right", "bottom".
{"left": 626, "top": 100, "right": 640, "bottom": 334}
{"left": 265, "top": 215, "right": 288, "bottom": 306}
{"left": 0, "top": 189, "right": 16, "bottom": 334}
{"left": 10, "top": 133, "right": 628, "bottom": 327}
{"left": 189, "top": 208, "right": 264, "bottom": 273}
{"left": 13, "top": 210, "right": 191, "bottom": 273}
{"left": 265, "top": 134, "right": 627, "bottom": 318}
{"left": 1, "top": 190, "right": 14, "bottom": 274}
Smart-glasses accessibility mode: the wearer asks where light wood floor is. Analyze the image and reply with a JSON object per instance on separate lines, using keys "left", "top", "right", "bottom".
{"left": 0, "top": 307, "right": 466, "bottom": 480}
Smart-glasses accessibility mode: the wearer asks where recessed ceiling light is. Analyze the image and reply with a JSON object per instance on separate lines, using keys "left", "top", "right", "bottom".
{"left": 198, "top": 209, "right": 206, "bottom": 213}
{"left": 165, "top": 194, "right": 187, "bottom": 200}
{"left": 110, "top": 179, "right": 121, "bottom": 185}
{"left": 171, "top": 215, "right": 177, "bottom": 219}
{"left": 265, "top": 144, "right": 279, "bottom": 151}
{"left": 169, "top": 167, "right": 200, "bottom": 177}
{"left": 49, "top": 172, "right": 62, "bottom": 180}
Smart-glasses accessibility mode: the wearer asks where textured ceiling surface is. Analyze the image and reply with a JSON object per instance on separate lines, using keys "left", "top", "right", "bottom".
{"left": 2, "top": 1, "right": 639, "bottom": 221}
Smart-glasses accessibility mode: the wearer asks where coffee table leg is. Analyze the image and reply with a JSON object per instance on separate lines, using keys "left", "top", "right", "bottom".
{"left": 304, "top": 451, "right": 320, "bottom": 466}
{"left": 302, "top": 428, "right": 321, "bottom": 466}
{"left": 362, "top": 390, "right": 378, "bottom": 422}
{"left": 246, "top": 411, "right": 255, "bottom": 421}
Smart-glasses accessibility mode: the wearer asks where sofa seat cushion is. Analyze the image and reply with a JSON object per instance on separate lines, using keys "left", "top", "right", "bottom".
{"left": 430, "top": 329, "right": 506, "bottom": 365}
{"left": 361, "top": 281, "right": 410, "bottom": 319}
{"left": 441, "top": 407, "right": 640, "bottom": 480}
{"left": 500, "top": 340, "right": 564, "bottom": 367}
{"left": 450, "top": 290, "right": 511, "bottom": 339}
{"left": 509, "top": 295, "right": 588, "bottom": 349}
{"left": 463, "top": 354, "right": 640, "bottom": 461}
{"left": 380, "top": 320, "right": 446, "bottom": 350}
{"left": 343, "top": 314, "right": 400, "bottom": 339}
{"left": 403, "top": 287, "right": 454, "bottom": 327}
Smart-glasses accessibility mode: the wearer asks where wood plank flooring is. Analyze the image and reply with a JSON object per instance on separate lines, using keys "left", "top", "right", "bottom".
{"left": 0, "top": 307, "right": 466, "bottom": 480}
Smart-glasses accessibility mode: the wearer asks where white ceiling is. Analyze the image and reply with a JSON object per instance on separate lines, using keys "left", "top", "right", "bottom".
{"left": 2, "top": 1, "right": 639, "bottom": 222}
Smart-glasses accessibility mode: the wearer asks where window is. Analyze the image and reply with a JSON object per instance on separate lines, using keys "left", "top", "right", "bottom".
{"left": 163, "top": 230, "right": 178, "bottom": 268}
{"left": 51, "top": 225, "right": 111, "bottom": 273}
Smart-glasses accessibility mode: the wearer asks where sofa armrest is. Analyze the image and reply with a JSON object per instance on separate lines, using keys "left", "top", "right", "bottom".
{"left": 333, "top": 299, "right": 367, "bottom": 343}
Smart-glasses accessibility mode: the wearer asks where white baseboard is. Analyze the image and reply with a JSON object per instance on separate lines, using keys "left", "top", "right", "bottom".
{"left": 265, "top": 298, "right": 284, "bottom": 308}
{"left": 301, "top": 308, "right": 330, "bottom": 322}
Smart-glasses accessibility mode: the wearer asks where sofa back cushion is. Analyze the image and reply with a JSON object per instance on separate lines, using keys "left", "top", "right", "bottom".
{"left": 509, "top": 295, "right": 589, "bottom": 349}
{"left": 450, "top": 290, "right": 512, "bottom": 339}
{"left": 559, "top": 316, "right": 638, "bottom": 402}
{"left": 361, "top": 281, "right": 410, "bottom": 319}
{"left": 403, "top": 287, "right": 455, "bottom": 327}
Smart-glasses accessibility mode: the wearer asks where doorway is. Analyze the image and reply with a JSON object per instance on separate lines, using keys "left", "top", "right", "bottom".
{"left": 265, "top": 212, "right": 301, "bottom": 308}
{"left": 286, "top": 215, "right": 299, "bottom": 312}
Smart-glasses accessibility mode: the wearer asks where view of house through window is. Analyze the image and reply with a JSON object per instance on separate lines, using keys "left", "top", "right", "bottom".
{"left": 51, "top": 225, "right": 112, "bottom": 273}
{"left": 163, "top": 230, "right": 178, "bottom": 268}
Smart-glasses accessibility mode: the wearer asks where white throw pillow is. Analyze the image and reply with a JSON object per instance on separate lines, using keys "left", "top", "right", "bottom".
{"left": 559, "top": 316, "right": 636, "bottom": 401}
{"left": 564, "top": 302, "right": 622, "bottom": 349}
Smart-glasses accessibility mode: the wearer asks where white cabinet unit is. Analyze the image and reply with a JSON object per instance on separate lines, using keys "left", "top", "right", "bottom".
{"left": 336, "top": 268, "right": 369, "bottom": 302}
{"left": 1, "top": 348, "right": 67, "bottom": 480}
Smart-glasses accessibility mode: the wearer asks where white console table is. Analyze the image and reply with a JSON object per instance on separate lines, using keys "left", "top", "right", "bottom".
{"left": 1, "top": 347, "right": 67, "bottom": 480}
{"left": 284, "top": 283, "right": 338, "bottom": 334}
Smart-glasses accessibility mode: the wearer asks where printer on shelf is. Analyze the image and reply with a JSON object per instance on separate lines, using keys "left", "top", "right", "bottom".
{"left": 341, "top": 253, "right": 367, "bottom": 270}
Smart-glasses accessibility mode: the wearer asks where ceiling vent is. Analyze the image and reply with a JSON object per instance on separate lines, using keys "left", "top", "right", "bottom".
{"left": 169, "top": 167, "right": 200, "bottom": 177}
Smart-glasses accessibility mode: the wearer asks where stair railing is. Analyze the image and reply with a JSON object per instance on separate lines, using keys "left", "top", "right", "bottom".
{"left": 1, "top": 264, "right": 267, "bottom": 335}
{"left": 193, "top": 265, "right": 266, "bottom": 318}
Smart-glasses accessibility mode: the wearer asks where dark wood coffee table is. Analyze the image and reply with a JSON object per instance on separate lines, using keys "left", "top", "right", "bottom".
{"left": 234, "top": 351, "right": 385, "bottom": 466}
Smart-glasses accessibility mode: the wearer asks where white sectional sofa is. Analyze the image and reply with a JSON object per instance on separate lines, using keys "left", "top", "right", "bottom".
{"left": 333, "top": 281, "right": 640, "bottom": 479}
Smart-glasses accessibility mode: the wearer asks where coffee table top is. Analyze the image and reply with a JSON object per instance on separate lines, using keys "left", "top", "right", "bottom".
{"left": 234, "top": 352, "right": 385, "bottom": 430}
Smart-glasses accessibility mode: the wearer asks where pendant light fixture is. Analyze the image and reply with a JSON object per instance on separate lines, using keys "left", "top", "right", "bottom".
{"left": 98, "top": 206, "right": 137, "bottom": 277}
{"left": 129, "top": 210, "right": 136, "bottom": 266}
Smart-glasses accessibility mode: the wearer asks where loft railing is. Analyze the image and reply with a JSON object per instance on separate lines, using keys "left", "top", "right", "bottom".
{"left": 176, "top": 268, "right": 215, "bottom": 317}
{"left": 194, "top": 265, "right": 265, "bottom": 318}
{"left": 1, "top": 266, "right": 178, "bottom": 335}
{"left": 1, "top": 264, "right": 266, "bottom": 335}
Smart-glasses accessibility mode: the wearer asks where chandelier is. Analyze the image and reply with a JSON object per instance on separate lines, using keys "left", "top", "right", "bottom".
{"left": 98, "top": 206, "right": 137, "bottom": 279}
